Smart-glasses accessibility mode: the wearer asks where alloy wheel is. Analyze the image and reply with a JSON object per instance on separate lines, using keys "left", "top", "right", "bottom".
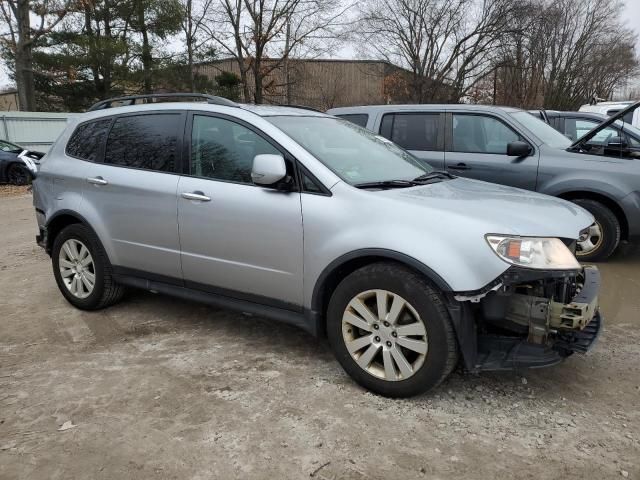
{"left": 58, "top": 239, "right": 95, "bottom": 299}
{"left": 342, "top": 289, "right": 428, "bottom": 381}
{"left": 577, "top": 222, "right": 603, "bottom": 257}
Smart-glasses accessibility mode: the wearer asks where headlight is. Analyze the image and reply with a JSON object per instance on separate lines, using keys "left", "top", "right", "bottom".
{"left": 485, "top": 235, "right": 580, "bottom": 270}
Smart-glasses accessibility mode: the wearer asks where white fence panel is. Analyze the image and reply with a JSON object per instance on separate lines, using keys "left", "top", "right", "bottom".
{"left": 1, "top": 112, "right": 74, "bottom": 152}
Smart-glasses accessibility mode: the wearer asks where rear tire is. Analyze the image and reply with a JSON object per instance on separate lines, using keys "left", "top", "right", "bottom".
{"left": 573, "top": 199, "right": 620, "bottom": 262}
{"left": 327, "top": 262, "right": 458, "bottom": 398}
{"left": 52, "top": 224, "right": 124, "bottom": 310}
{"left": 6, "top": 163, "right": 32, "bottom": 185}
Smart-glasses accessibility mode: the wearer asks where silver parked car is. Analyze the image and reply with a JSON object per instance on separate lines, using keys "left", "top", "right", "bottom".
{"left": 33, "top": 94, "right": 601, "bottom": 397}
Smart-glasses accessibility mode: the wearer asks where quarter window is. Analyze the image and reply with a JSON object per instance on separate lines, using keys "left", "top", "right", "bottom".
{"left": 336, "top": 114, "right": 369, "bottom": 128}
{"left": 104, "top": 114, "right": 179, "bottom": 172}
{"left": 190, "top": 115, "right": 279, "bottom": 183}
{"left": 66, "top": 119, "right": 112, "bottom": 161}
{"left": 452, "top": 114, "right": 521, "bottom": 154}
{"left": 380, "top": 113, "right": 441, "bottom": 151}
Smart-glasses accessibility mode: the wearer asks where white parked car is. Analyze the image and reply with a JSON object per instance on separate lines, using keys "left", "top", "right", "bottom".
{"left": 579, "top": 101, "right": 640, "bottom": 128}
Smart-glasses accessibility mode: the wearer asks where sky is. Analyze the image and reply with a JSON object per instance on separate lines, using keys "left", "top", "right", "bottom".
{"left": 1, "top": 0, "right": 640, "bottom": 91}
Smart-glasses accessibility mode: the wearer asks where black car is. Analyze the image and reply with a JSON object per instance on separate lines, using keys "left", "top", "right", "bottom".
{"left": 529, "top": 109, "right": 640, "bottom": 157}
{"left": 0, "top": 139, "right": 44, "bottom": 185}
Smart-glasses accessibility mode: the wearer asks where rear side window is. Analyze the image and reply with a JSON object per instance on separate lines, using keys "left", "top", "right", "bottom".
{"left": 66, "top": 119, "right": 112, "bottom": 161}
{"left": 336, "top": 114, "right": 369, "bottom": 128}
{"left": 104, "top": 114, "right": 179, "bottom": 172}
{"left": 379, "top": 113, "right": 441, "bottom": 151}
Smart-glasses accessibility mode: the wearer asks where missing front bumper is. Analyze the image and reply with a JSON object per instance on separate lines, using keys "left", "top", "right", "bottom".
{"left": 449, "top": 265, "right": 603, "bottom": 373}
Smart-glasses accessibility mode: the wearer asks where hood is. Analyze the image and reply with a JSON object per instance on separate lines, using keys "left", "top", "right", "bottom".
{"left": 379, "top": 177, "right": 593, "bottom": 239}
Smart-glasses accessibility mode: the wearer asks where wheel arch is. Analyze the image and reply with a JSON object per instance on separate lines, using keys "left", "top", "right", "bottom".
{"left": 310, "top": 249, "right": 453, "bottom": 337}
{"left": 557, "top": 190, "right": 628, "bottom": 241}
{"left": 45, "top": 210, "right": 94, "bottom": 254}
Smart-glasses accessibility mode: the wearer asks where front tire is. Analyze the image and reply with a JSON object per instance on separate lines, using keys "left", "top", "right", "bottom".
{"left": 52, "top": 224, "right": 124, "bottom": 310}
{"left": 573, "top": 199, "right": 620, "bottom": 262}
{"left": 327, "top": 262, "right": 458, "bottom": 397}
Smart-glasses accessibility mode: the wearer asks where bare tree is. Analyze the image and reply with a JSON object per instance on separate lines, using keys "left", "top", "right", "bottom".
{"left": 0, "top": 0, "right": 73, "bottom": 110}
{"left": 207, "top": 0, "right": 352, "bottom": 103}
{"left": 356, "top": 0, "right": 514, "bottom": 103}
{"left": 181, "top": 0, "right": 216, "bottom": 92}
{"left": 492, "top": 0, "right": 638, "bottom": 109}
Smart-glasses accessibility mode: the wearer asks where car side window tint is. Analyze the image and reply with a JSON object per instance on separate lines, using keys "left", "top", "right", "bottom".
{"left": 384, "top": 113, "right": 440, "bottom": 151}
{"left": 104, "top": 114, "right": 179, "bottom": 172}
{"left": 66, "top": 119, "right": 112, "bottom": 161}
{"left": 191, "top": 115, "right": 279, "bottom": 183}
{"left": 452, "top": 114, "right": 520, "bottom": 154}
{"left": 336, "top": 114, "right": 369, "bottom": 128}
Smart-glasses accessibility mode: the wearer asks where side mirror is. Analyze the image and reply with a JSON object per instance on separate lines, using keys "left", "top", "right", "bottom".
{"left": 606, "top": 136, "right": 628, "bottom": 149}
{"left": 507, "top": 141, "right": 532, "bottom": 157}
{"left": 251, "top": 154, "right": 287, "bottom": 187}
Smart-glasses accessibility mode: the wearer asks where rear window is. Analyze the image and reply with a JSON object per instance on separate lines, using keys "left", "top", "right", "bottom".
{"left": 66, "top": 119, "right": 112, "bottom": 161}
{"left": 104, "top": 114, "right": 180, "bottom": 172}
{"left": 335, "top": 114, "right": 369, "bottom": 128}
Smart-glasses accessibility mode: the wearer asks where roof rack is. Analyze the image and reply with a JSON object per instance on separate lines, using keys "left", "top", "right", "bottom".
{"left": 88, "top": 93, "right": 238, "bottom": 111}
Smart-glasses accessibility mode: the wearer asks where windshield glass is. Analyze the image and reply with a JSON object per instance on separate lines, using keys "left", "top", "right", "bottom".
{"left": 511, "top": 111, "right": 572, "bottom": 149}
{"left": 266, "top": 116, "right": 431, "bottom": 185}
{"left": 0, "top": 140, "right": 21, "bottom": 152}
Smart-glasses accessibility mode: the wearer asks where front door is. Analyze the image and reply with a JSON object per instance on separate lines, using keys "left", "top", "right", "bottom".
{"left": 177, "top": 113, "right": 304, "bottom": 309}
{"left": 444, "top": 113, "right": 538, "bottom": 191}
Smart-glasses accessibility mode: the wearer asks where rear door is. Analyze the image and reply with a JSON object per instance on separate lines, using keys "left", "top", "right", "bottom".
{"left": 444, "top": 112, "right": 538, "bottom": 190}
{"left": 177, "top": 112, "right": 304, "bottom": 308}
{"left": 378, "top": 112, "right": 445, "bottom": 169}
{"left": 82, "top": 111, "right": 185, "bottom": 280}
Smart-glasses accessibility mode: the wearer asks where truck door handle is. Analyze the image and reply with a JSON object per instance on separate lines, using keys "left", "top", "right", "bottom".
{"left": 181, "top": 191, "right": 211, "bottom": 202}
{"left": 86, "top": 176, "right": 108, "bottom": 185}
{"left": 448, "top": 163, "right": 470, "bottom": 171}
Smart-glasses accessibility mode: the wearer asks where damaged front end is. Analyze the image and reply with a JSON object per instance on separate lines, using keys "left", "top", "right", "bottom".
{"left": 449, "top": 265, "right": 602, "bottom": 372}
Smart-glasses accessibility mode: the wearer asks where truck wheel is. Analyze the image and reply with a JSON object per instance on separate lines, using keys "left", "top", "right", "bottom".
{"left": 6, "top": 163, "right": 32, "bottom": 185}
{"left": 52, "top": 224, "right": 124, "bottom": 310}
{"left": 573, "top": 199, "right": 620, "bottom": 262}
{"left": 327, "top": 262, "right": 458, "bottom": 398}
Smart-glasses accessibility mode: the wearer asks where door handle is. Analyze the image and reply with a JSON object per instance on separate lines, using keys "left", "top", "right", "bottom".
{"left": 181, "top": 191, "right": 211, "bottom": 202}
{"left": 86, "top": 176, "right": 108, "bottom": 185}
{"left": 448, "top": 163, "right": 470, "bottom": 171}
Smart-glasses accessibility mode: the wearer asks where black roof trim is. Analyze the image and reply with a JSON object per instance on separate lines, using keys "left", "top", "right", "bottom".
{"left": 88, "top": 93, "right": 238, "bottom": 112}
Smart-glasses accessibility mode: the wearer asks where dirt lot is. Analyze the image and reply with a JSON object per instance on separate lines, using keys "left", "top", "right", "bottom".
{"left": 1, "top": 191, "right": 638, "bottom": 480}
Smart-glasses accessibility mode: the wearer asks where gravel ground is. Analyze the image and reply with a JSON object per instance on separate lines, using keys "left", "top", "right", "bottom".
{"left": 1, "top": 192, "right": 639, "bottom": 480}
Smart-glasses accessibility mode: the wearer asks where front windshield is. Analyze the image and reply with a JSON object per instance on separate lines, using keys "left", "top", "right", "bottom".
{"left": 511, "top": 111, "right": 572, "bottom": 149}
{"left": 0, "top": 140, "right": 21, "bottom": 152}
{"left": 266, "top": 116, "right": 431, "bottom": 185}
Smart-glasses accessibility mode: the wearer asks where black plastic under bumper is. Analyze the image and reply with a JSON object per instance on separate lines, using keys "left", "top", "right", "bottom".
{"left": 475, "top": 310, "right": 603, "bottom": 372}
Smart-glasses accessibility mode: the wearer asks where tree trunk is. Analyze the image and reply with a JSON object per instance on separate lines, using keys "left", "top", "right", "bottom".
{"left": 137, "top": 1, "right": 153, "bottom": 94}
{"left": 186, "top": 0, "right": 195, "bottom": 92}
{"left": 15, "top": 0, "right": 36, "bottom": 111}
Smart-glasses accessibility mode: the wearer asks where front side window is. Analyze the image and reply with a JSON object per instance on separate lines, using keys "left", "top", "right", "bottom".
{"left": 267, "top": 116, "right": 431, "bottom": 185}
{"left": 66, "top": 119, "right": 112, "bottom": 161}
{"left": 104, "top": 114, "right": 179, "bottom": 172}
{"left": 380, "top": 113, "right": 441, "bottom": 151}
{"left": 190, "top": 115, "right": 280, "bottom": 183}
{"left": 452, "top": 114, "right": 520, "bottom": 154}
{"left": 569, "top": 119, "right": 618, "bottom": 144}
{"left": 510, "top": 111, "right": 572, "bottom": 149}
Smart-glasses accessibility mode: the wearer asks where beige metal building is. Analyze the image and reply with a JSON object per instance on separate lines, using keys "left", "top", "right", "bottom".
{"left": 0, "top": 90, "right": 19, "bottom": 111}
{"left": 196, "top": 58, "right": 414, "bottom": 110}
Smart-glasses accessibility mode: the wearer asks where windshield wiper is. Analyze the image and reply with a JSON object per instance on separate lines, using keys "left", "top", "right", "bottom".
{"left": 412, "top": 170, "right": 456, "bottom": 181}
{"left": 354, "top": 179, "right": 418, "bottom": 189}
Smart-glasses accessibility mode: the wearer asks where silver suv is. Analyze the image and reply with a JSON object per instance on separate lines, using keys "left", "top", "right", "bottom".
{"left": 33, "top": 94, "right": 602, "bottom": 397}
